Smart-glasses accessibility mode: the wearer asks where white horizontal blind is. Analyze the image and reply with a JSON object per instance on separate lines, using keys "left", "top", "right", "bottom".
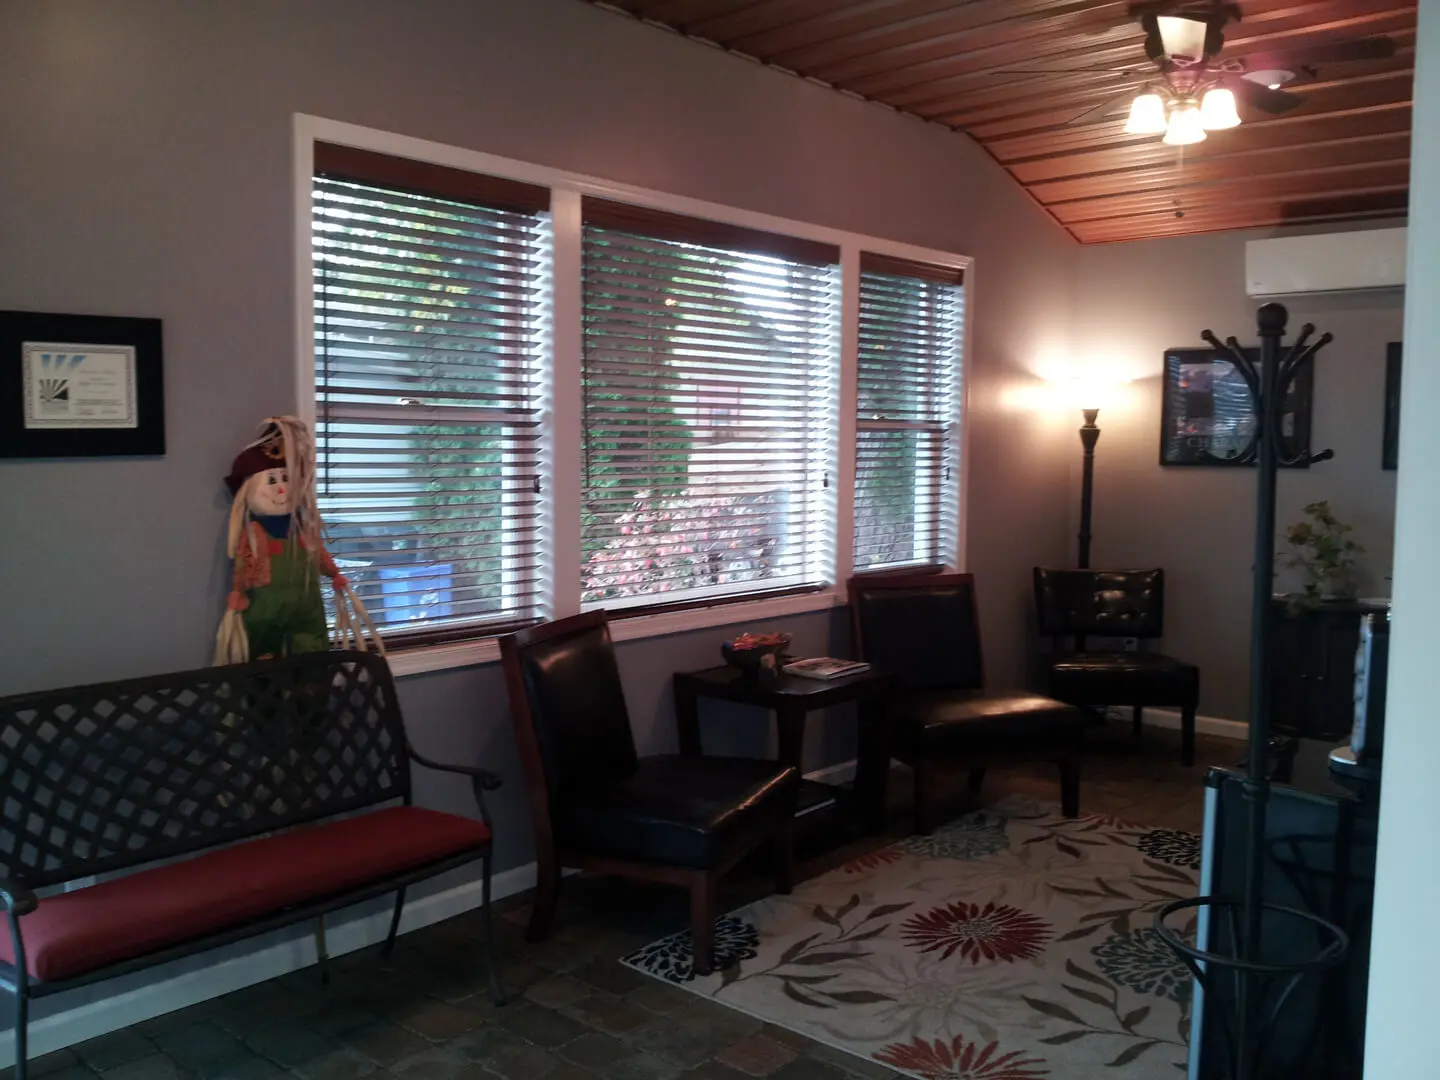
{"left": 854, "top": 258, "right": 964, "bottom": 571}
{"left": 580, "top": 205, "right": 840, "bottom": 610}
{"left": 312, "top": 163, "right": 550, "bottom": 642}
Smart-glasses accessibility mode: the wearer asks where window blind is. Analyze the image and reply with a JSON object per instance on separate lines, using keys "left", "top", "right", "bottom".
{"left": 580, "top": 200, "right": 841, "bottom": 611}
{"left": 854, "top": 253, "right": 964, "bottom": 571}
{"left": 312, "top": 148, "right": 550, "bottom": 643}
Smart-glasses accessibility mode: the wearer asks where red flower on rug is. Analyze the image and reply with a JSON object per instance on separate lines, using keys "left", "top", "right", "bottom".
{"left": 874, "top": 1034, "right": 1048, "bottom": 1079}
{"left": 901, "top": 901, "right": 1052, "bottom": 963}
{"left": 842, "top": 847, "right": 904, "bottom": 874}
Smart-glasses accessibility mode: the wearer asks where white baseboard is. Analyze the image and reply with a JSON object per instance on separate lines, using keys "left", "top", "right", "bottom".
{"left": 2, "top": 757, "right": 861, "bottom": 1066}
{"left": 1143, "top": 708, "right": 1248, "bottom": 740}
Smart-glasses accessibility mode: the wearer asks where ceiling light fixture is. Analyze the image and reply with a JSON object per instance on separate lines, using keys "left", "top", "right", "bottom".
{"left": 1125, "top": 92, "right": 1168, "bottom": 135}
{"left": 1155, "top": 15, "right": 1210, "bottom": 62}
{"left": 1163, "top": 99, "right": 1208, "bottom": 146}
{"left": 1200, "top": 87, "right": 1241, "bottom": 130}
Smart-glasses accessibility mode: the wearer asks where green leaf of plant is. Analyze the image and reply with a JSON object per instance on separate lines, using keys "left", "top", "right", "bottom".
{"left": 845, "top": 925, "right": 891, "bottom": 943}
{"left": 1022, "top": 997, "right": 1086, "bottom": 1026}
{"left": 1121, "top": 1006, "right": 1152, "bottom": 1031}
{"left": 1065, "top": 959, "right": 1114, "bottom": 989}
{"left": 791, "top": 951, "right": 864, "bottom": 966}
{"left": 1056, "top": 840, "right": 1082, "bottom": 859}
{"left": 780, "top": 974, "right": 838, "bottom": 985}
{"left": 836, "top": 893, "right": 861, "bottom": 920}
{"left": 1055, "top": 923, "right": 1107, "bottom": 943}
{"left": 825, "top": 990, "right": 892, "bottom": 1004}
{"left": 811, "top": 904, "right": 839, "bottom": 927}
{"left": 1096, "top": 878, "right": 1129, "bottom": 898}
{"left": 1062, "top": 984, "right": 1112, "bottom": 1009}
{"left": 781, "top": 980, "right": 833, "bottom": 1009}
{"left": 863, "top": 903, "right": 912, "bottom": 921}
{"left": 1107, "top": 1040, "right": 1161, "bottom": 1067}
{"left": 1040, "top": 1031, "right": 1092, "bottom": 1045}
{"left": 780, "top": 932, "right": 821, "bottom": 964}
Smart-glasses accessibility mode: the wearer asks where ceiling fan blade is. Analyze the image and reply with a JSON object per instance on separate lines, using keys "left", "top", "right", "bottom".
{"left": 1065, "top": 89, "right": 1145, "bottom": 126}
{"left": 987, "top": 67, "right": 1148, "bottom": 76}
{"left": 1243, "top": 37, "right": 1397, "bottom": 71}
{"left": 1225, "top": 73, "right": 1304, "bottom": 114}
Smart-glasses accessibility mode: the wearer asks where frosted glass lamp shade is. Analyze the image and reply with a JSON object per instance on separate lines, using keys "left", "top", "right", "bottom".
{"left": 1200, "top": 87, "right": 1241, "bottom": 129}
{"left": 1125, "top": 93, "right": 1168, "bottom": 135}
{"left": 1163, "top": 102, "right": 1207, "bottom": 146}
{"left": 1157, "top": 15, "right": 1209, "bottom": 61}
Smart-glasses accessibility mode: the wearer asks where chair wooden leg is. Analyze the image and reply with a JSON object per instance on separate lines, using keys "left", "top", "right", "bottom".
{"left": 1181, "top": 703, "right": 1197, "bottom": 767}
{"left": 1059, "top": 754, "right": 1081, "bottom": 818}
{"left": 914, "top": 759, "right": 937, "bottom": 836}
{"left": 1132, "top": 705, "right": 1144, "bottom": 738}
{"left": 527, "top": 852, "right": 560, "bottom": 944}
{"left": 690, "top": 873, "right": 718, "bottom": 977}
{"left": 772, "top": 817, "right": 794, "bottom": 895}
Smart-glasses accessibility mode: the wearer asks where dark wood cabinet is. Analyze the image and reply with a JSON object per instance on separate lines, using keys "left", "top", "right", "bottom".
{"left": 1267, "top": 599, "right": 1388, "bottom": 741}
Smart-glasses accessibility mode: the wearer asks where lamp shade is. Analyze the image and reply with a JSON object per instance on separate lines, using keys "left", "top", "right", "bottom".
{"left": 1163, "top": 101, "right": 1207, "bottom": 146}
{"left": 1125, "top": 93, "right": 1168, "bottom": 135}
{"left": 1200, "top": 87, "right": 1241, "bottom": 129}
{"left": 1156, "top": 15, "right": 1210, "bottom": 61}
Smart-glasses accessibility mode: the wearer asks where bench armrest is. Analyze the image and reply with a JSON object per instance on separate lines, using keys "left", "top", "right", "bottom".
{"left": 407, "top": 743, "right": 502, "bottom": 829}
{"left": 0, "top": 878, "right": 38, "bottom": 918}
{"left": 407, "top": 744, "right": 502, "bottom": 791}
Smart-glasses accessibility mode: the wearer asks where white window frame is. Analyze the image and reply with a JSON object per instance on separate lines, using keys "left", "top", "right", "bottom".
{"left": 293, "top": 114, "right": 973, "bottom": 675}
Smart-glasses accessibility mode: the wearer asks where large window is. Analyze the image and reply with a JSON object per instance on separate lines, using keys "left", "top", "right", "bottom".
{"left": 312, "top": 145, "right": 550, "bottom": 643}
{"left": 853, "top": 253, "right": 964, "bottom": 571}
{"left": 579, "top": 201, "right": 840, "bottom": 610}
{"left": 302, "top": 126, "right": 968, "bottom": 663}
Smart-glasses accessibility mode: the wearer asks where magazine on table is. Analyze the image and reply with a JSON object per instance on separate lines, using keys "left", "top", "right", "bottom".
{"left": 782, "top": 656, "right": 871, "bottom": 680}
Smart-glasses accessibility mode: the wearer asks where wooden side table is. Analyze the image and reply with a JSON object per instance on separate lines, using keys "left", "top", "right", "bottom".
{"left": 673, "top": 665, "right": 894, "bottom": 830}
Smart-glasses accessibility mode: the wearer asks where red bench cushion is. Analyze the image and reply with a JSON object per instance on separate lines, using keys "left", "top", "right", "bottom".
{"left": 0, "top": 806, "right": 491, "bottom": 983}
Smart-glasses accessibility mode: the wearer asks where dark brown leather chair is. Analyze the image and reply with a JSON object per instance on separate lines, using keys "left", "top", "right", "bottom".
{"left": 1033, "top": 568, "right": 1200, "bottom": 765}
{"left": 848, "top": 573, "right": 1084, "bottom": 834}
{"left": 500, "top": 611, "right": 797, "bottom": 975}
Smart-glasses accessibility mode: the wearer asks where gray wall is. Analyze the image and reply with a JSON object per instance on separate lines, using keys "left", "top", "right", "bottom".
{"left": 1072, "top": 227, "right": 1402, "bottom": 721}
{"left": 0, "top": 0, "right": 1075, "bottom": 882}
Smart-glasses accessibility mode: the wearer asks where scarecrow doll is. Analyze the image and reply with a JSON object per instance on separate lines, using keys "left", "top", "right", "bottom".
{"left": 214, "top": 416, "right": 382, "bottom": 664}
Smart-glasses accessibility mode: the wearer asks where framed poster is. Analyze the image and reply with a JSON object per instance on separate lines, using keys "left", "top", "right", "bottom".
{"left": 1382, "top": 342, "right": 1401, "bottom": 471}
{"left": 1160, "top": 346, "right": 1313, "bottom": 467}
{"left": 1, "top": 310, "right": 164, "bottom": 457}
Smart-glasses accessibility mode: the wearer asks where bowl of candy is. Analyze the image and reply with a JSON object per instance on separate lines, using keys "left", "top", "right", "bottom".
{"left": 721, "top": 631, "right": 792, "bottom": 678}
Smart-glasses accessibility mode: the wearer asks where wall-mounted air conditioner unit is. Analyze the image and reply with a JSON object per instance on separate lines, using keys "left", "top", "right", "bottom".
{"left": 1245, "top": 227, "right": 1407, "bottom": 298}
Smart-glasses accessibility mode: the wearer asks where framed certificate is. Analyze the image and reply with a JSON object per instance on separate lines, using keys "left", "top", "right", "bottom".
{"left": 1, "top": 311, "right": 164, "bottom": 457}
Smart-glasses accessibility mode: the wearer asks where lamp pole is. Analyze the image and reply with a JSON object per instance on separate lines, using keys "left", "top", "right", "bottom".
{"left": 1077, "top": 408, "right": 1100, "bottom": 568}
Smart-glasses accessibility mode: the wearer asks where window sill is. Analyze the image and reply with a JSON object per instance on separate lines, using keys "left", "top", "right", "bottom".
{"left": 385, "top": 588, "right": 845, "bottom": 678}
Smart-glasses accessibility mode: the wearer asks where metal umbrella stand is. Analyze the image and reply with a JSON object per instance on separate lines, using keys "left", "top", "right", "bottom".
{"left": 1153, "top": 303, "right": 1350, "bottom": 1080}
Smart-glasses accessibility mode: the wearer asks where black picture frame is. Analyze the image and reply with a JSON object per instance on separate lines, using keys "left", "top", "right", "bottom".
{"left": 0, "top": 310, "right": 164, "bottom": 458}
{"left": 1160, "top": 346, "right": 1314, "bottom": 468}
{"left": 1382, "top": 342, "right": 1402, "bottom": 471}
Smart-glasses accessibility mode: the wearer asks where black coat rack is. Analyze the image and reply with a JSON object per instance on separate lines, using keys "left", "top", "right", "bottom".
{"left": 1155, "top": 303, "right": 1350, "bottom": 1080}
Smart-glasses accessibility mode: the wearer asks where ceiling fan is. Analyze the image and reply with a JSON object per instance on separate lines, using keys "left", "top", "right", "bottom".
{"left": 1014, "top": 1, "right": 1398, "bottom": 144}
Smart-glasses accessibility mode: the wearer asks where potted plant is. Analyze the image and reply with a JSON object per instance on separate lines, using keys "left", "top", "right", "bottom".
{"left": 1279, "top": 500, "right": 1365, "bottom": 608}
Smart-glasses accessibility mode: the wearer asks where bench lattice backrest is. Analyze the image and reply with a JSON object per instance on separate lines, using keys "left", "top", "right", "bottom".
{"left": 0, "top": 650, "right": 408, "bottom": 888}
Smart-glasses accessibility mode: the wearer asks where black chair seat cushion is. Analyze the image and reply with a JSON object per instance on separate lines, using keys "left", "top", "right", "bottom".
{"left": 555, "top": 755, "right": 798, "bottom": 871}
{"left": 1047, "top": 651, "right": 1199, "bottom": 706}
{"left": 894, "top": 690, "right": 1084, "bottom": 755}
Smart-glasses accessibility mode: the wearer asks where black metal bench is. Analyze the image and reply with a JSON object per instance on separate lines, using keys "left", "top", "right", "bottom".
{"left": 0, "top": 650, "right": 505, "bottom": 1080}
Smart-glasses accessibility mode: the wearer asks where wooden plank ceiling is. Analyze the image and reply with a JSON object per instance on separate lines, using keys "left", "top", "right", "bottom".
{"left": 589, "top": 0, "right": 1416, "bottom": 243}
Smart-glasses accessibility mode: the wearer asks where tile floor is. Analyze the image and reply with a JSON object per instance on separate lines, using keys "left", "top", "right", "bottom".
{"left": 5, "top": 721, "right": 1239, "bottom": 1080}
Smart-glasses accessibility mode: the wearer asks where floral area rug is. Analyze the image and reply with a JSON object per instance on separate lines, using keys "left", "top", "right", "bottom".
{"left": 621, "top": 797, "right": 1202, "bottom": 1079}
